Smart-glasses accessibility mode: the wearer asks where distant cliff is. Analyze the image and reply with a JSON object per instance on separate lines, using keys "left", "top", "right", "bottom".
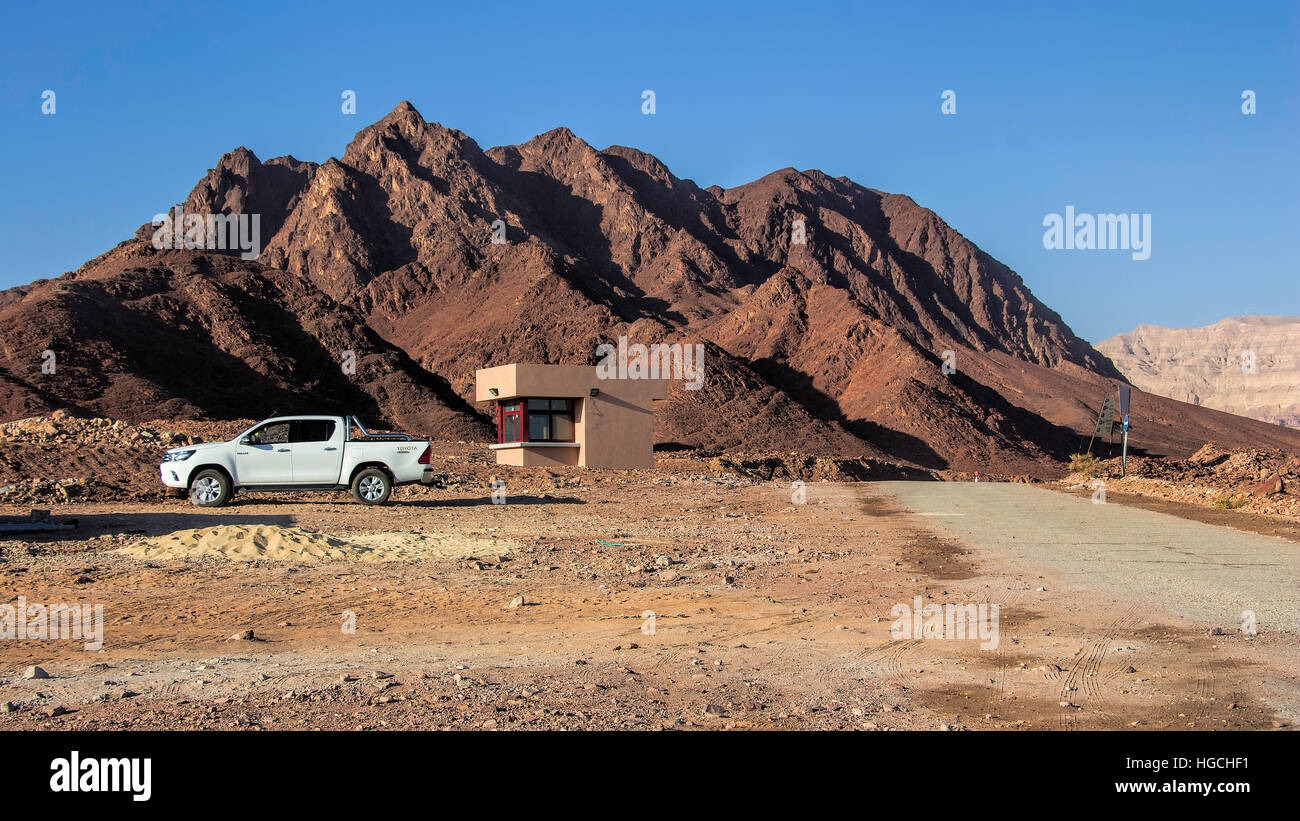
{"left": 1097, "top": 316, "right": 1300, "bottom": 427}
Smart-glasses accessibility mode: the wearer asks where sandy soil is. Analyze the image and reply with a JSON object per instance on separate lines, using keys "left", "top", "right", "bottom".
{"left": 2, "top": 464, "right": 1294, "bottom": 731}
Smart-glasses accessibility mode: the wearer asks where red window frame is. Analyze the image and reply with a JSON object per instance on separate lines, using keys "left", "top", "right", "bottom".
{"left": 498, "top": 400, "right": 526, "bottom": 444}
{"left": 497, "top": 399, "right": 575, "bottom": 444}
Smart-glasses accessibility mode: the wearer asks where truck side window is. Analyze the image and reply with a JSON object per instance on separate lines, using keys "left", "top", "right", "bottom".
{"left": 249, "top": 422, "right": 290, "bottom": 445}
{"left": 290, "top": 420, "right": 336, "bottom": 443}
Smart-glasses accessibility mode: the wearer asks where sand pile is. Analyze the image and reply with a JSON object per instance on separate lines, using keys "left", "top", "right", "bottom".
{"left": 120, "top": 524, "right": 516, "bottom": 563}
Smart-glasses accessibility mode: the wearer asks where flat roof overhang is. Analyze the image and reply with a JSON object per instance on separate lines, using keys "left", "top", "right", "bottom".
{"left": 475, "top": 362, "right": 670, "bottom": 403}
{"left": 475, "top": 363, "right": 599, "bottom": 403}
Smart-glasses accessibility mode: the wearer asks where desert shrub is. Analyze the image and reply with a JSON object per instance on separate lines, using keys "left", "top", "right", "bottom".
{"left": 1213, "top": 495, "right": 1248, "bottom": 510}
{"left": 1069, "top": 453, "right": 1103, "bottom": 478}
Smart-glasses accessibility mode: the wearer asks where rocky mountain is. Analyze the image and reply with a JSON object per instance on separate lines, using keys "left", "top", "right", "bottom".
{"left": 1097, "top": 317, "right": 1300, "bottom": 427}
{"left": 3, "top": 102, "right": 1298, "bottom": 474}
{"left": 0, "top": 238, "right": 488, "bottom": 440}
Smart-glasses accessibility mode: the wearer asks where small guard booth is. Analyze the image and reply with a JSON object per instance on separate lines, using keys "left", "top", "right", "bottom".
{"left": 475, "top": 363, "right": 667, "bottom": 469}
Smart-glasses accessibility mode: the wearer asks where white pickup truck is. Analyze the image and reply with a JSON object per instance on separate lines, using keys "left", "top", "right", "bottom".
{"left": 158, "top": 415, "right": 433, "bottom": 507}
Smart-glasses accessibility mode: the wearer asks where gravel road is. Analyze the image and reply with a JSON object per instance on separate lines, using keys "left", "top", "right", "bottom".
{"left": 881, "top": 482, "right": 1300, "bottom": 635}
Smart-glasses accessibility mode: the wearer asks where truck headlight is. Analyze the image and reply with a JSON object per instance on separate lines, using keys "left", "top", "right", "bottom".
{"left": 162, "top": 450, "right": 196, "bottom": 462}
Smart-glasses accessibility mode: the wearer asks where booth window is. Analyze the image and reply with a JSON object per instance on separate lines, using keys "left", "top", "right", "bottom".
{"left": 498, "top": 399, "right": 575, "bottom": 444}
{"left": 528, "top": 399, "right": 575, "bottom": 442}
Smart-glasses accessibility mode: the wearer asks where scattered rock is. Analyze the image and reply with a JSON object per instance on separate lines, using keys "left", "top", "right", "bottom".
{"left": 21, "top": 665, "right": 49, "bottom": 680}
{"left": 1249, "top": 474, "right": 1284, "bottom": 496}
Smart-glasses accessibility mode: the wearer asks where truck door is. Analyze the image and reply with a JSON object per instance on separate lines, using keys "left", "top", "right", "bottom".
{"left": 290, "top": 419, "right": 344, "bottom": 484}
{"left": 235, "top": 421, "right": 294, "bottom": 484}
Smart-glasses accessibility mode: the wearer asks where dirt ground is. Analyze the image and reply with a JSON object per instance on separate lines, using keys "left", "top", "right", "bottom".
{"left": 0, "top": 462, "right": 1295, "bottom": 731}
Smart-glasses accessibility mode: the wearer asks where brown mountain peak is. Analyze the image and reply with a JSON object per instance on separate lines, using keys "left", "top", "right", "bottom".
{"left": 380, "top": 100, "right": 425, "bottom": 124}
{"left": 181, "top": 145, "right": 318, "bottom": 246}
{"left": 600, "top": 144, "right": 676, "bottom": 184}
{"left": 514, "top": 126, "right": 597, "bottom": 162}
{"left": 343, "top": 101, "right": 481, "bottom": 171}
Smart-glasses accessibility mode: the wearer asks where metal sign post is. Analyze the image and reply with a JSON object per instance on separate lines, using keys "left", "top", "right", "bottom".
{"left": 1121, "top": 414, "right": 1130, "bottom": 477}
{"left": 1118, "top": 386, "right": 1131, "bottom": 478}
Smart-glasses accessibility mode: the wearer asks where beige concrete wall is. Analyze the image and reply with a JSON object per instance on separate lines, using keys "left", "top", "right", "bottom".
{"left": 475, "top": 364, "right": 667, "bottom": 470}
{"left": 491, "top": 445, "right": 579, "bottom": 467}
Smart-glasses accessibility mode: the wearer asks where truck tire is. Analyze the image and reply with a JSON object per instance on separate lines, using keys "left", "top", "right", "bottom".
{"left": 351, "top": 468, "right": 392, "bottom": 505}
{"left": 189, "top": 469, "right": 231, "bottom": 507}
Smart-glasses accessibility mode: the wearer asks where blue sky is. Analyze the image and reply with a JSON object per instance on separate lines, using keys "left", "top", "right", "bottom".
{"left": 1, "top": 0, "right": 1295, "bottom": 342}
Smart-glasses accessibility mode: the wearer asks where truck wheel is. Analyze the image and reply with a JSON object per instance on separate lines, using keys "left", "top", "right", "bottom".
{"left": 351, "top": 468, "right": 392, "bottom": 505}
{"left": 189, "top": 469, "right": 231, "bottom": 507}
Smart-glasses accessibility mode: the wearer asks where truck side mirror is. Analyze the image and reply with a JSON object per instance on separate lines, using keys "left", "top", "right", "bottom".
{"left": 239, "top": 436, "right": 251, "bottom": 445}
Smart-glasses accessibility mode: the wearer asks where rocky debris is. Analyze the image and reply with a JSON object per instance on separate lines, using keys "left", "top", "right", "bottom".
{"left": 1064, "top": 442, "right": 1300, "bottom": 520}
{"left": 0, "top": 412, "right": 250, "bottom": 504}
{"left": 1250, "top": 475, "right": 1284, "bottom": 496}
{"left": 0, "top": 410, "right": 192, "bottom": 449}
{"left": 710, "top": 453, "right": 936, "bottom": 482}
{"left": 229, "top": 629, "right": 258, "bottom": 641}
{"left": 21, "top": 665, "right": 49, "bottom": 680}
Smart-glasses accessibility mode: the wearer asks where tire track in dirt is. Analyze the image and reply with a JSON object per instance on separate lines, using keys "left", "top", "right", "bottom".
{"left": 986, "top": 591, "right": 1033, "bottom": 700}
{"left": 1058, "top": 605, "right": 1144, "bottom": 729}
{"left": 853, "top": 639, "right": 922, "bottom": 690}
